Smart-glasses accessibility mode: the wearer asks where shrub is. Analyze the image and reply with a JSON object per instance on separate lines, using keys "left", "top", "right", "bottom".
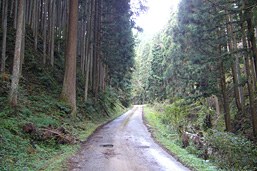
{"left": 206, "top": 130, "right": 257, "bottom": 170}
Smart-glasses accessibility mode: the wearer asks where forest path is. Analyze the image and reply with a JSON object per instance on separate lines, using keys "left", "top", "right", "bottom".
{"left": 68, "top": 106, "right": 190, "bottom": 171}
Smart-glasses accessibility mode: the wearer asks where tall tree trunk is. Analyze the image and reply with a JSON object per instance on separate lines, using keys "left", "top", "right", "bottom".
{"left": 240, "top": 9, "right": 257, "bottom": 137}
{"left": 226, "top": 13, "right": 241, "bottom": 112}
{"left": 217, "top": 27, "right": 232, "bottom": 132}
{"left": 40, "top": 0, "right": 44, "bottom": 29}
{"left": 19, "top": 1, "right": 26, "bottom": 74}
{"left": 65, "top": 0, "right": 69, "bottom": 47}
{"left": 250, "top": 55, "right": 257, "bottom": 90}
{"left": 81, "top": 20, "right": 85, "bottom": 75}
{"left": 43, "top": 0, "right": 48, "bottom": 65}
{"left": 9, "top": 0, "right": 25, "bottom": 108}
{"left": 233, "top": 32, "right": 246, "bottom": 118}
{"left": 220, "top": 58, "right": 232, "bottom": 132}
{"left": 1, "top": 0, "right": 8, "bottom": 72}
{"left": 56, "top": 0, "right": 61, "bottom": 53}
{"left": 60, "top": 0, "right": 79, "bottom": 116}
{"left": 93, "top": 0, "right": 99, "bottom": 103}
{"left": 84, "top": 0, "right": 95, "bottom": 101}
{"left": 1, "top": 0, "right": 6, "bottom": 27}
{"left": 33, "top": 0, "right": 38, "bottom": 50}
{"left": 47, "top": 0, "right": 52, "bottom": 57}
{"left": 10, "top": 0, "right": 14, "bottom": 17}
{"left": 50, "top": 0, "right": 55, "bottom": 66}
{"left": 14, "top": 0, "right": 18, "bottom": 29}
{"left": 28, "top": 0, "right": 33, "bottom": 25}
{"left": 245, "top": 6, "right": 257, "bottom": 86}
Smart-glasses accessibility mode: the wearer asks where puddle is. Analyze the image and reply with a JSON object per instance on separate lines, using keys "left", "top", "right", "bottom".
{"left": 99, "top": 144, "right": 114, "bottom": 148}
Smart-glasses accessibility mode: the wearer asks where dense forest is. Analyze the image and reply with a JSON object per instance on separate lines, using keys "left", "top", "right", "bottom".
{"left": 1, "top": 0, "right": 257, "bottom": 170}
{"left": 1, "top": 0, "right": 137, "bottom": 111}
{"left": 0, "top": 0, "right": 142, "bottom": 169}
{"left": 134, "top": 0, "right": 257, "bottom": 170}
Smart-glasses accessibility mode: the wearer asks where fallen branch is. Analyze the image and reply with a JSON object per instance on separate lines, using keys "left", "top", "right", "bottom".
{"left": 23, "top": 123, "right": 80, "bottom": 144}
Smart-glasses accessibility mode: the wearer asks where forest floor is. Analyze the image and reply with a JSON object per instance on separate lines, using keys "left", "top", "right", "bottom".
{"left": 68, "top": 106, "right": 189, "bottom": 171}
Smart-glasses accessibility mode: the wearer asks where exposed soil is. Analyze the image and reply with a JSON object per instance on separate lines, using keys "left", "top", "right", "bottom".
{"left": 68, "top": 106, "right": 190, "bottom": 171}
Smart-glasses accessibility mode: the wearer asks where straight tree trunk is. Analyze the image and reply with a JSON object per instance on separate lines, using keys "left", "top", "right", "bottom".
{"left": 233, "top": 34, "right": 246, "bottom": 118}
{"left": 1, "top": 0, "right": 8, "bottom": 72}
{"left": 84, "top": 0, "right": 95, "bottom": 101}
{"left": 1, "top": 0, "right": 6, "bottom": 27}
{"left": 240, "top": 9, "right": 257, "bottom": 137}
{"left": 14, "top": 0, "right": 18, "bottom": 29}
{"left": 60, "top": 0, "right": 79, "bottom": 116}
{"left": 39, "top": 0, "right": 42, "bottom": 33}
{"left": 220, "top": 58, "right": 232, "bottom": 132}
{"left": 250, "top": 56, "right": 257, "bottom": 90}
{"left": 65, "top": 0, "right": 69, "bottom": 46}
{"left": 28, "top": 0, "right": 33, "bottom": 25}
{"left": 10, "top": 0, "right": 14, "bottom": 17}
{"left": 9, "top": 0, "right": 25, "bottom": 108}
{"left": 226, "top": 13, "right": 241, "bottom": 112}
{"left": 217, "top": 28, "right": 232, "bottom": 132}
{"left": 47, "top": 0, "right": 52, "bottom": 57}
{"left": 93, "top": 0, "right": 99, "bottom": 103}
{"left": 43, "top": 0, "right": 48, "bottom": 65}
{"left": 50, "top": 0, "right": 55, "bottom": 66}
{"left": 56, "top": 0, "right": 61, "bottom": 53}
{"left": 246, "top": 8, "right": 257, "bottom": 84}
{"left": 33, "top": 0, "right": 38, "bottom": 50}
{"left": 81, "top": 7, "right": 86, "bottom": 75}
{"left": 19, "top": 1, "right": 26, "bottom": 74}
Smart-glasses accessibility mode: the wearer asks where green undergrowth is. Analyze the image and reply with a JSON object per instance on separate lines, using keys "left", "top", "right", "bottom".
{"left": 0, "top": 93, "right": 127, "bottom": 171}
{"left": 0, "top": 20, "right": 130, "bottom": 170}
{"left": 143, "top": 106, "right": 218, "bottom": 171}
{"left": 0, "top": 30, "right": 128, "bottom": 170}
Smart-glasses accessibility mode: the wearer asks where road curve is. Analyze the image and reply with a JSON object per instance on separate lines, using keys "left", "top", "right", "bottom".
{"left": 69, "top": 106, "right": 190, "bottom": 171}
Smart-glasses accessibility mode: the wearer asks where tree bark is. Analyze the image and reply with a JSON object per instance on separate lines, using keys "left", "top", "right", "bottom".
{"left": 245, "top": 5, "right": 257, "bottom": 86}
{"left": 233, "top": 31, "right": 246, "bottom": 118}
{"left": 220, "top": 58, "right": 232, "bottom": 132}
{"left": 14, "top": 0, "right": 18, "bottom": 29}
{"left": 226, "top": 13, "right": 241, "bottom": 112}
{"left": 217, "top": 27, "right": 232, "bottom": 132}
{"left": 50, "top": 0, "right": 55, "bottom": 66}
{"left": 84, "top": 0, "right": 95, "bottom": 101}
{"left": 240, "top": 9, "right": 257, "bottom": 137}
{"left": 1, "top": 0, "right": 8, "bottom": 72}
{"left": 43, "top": 0, "right": 48, "bottom": 65}
{"left": 9, "top": 0, "right": 25, "bottom": 108}
{"left": 33, "top": 0, "right": 38, "bottom": 50}
{"left": 60, "top": 0, "right": 79, "bottom": 116}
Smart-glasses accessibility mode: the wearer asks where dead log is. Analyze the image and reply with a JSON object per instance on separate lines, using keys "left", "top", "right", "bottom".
{"left": 40, "top": 128, "right": 75, "bottom": 144}
{"left": 23, "top": 123, "right": 37, "bottom": 134}
{"left": 183, "top": 131, "right": 206, "bottom": 149}
{"left": 23, "top": 123, "right": 79, "bottom": 144}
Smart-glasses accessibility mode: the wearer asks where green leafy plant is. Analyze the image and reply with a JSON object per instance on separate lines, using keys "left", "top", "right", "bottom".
{"left": 206, "top": 130, "right": 257, "bottom": 170}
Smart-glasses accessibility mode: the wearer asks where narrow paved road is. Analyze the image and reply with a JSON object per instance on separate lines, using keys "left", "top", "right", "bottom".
{"left": 69, "top": 106, "right": 190, "bottom": 171}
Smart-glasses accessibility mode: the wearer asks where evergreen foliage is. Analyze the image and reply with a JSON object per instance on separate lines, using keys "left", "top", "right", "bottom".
{"left": 133, "top": 0, "right": 257, "bottom": 169}
{"left": 0, "top": 0, "right": 141, "bottom": 169}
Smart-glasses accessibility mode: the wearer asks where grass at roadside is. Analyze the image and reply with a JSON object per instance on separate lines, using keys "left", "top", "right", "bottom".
{"left": 0, "top": 95, "right": 128, "bottom": 171}
{"left": 143, "top": 106, "right": 219, "bottom": 171}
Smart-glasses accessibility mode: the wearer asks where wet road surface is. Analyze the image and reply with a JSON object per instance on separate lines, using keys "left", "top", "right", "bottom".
{"left": 69, "top": 106, "right": 190, "bottom": 171}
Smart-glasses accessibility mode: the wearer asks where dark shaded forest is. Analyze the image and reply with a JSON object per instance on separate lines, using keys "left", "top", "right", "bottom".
{"left": 0, "top": 0, "right": 141, "bottom": 169}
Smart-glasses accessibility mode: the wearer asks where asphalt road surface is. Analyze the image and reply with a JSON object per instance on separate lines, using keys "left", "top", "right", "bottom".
{"left": 69, "top": 106, "right": 190, "bottom": 171}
